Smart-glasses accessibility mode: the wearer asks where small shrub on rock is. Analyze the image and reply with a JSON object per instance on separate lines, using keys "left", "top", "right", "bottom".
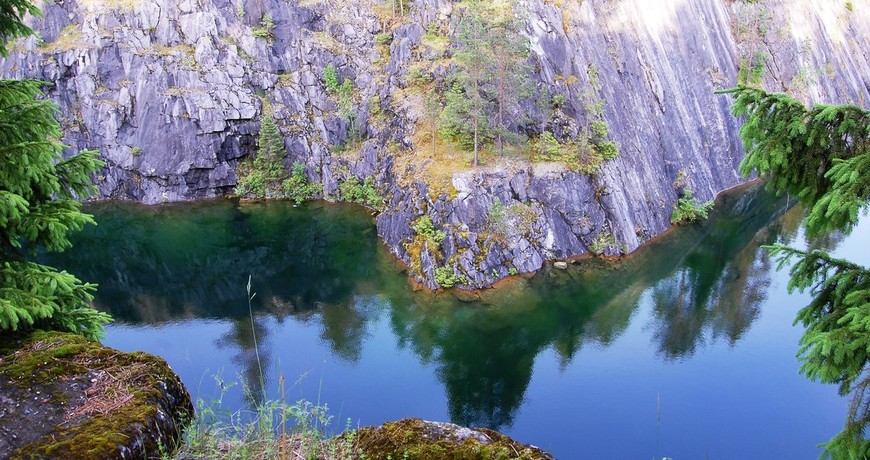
{"left": 434, "top": 266, "right": 462, "bottom": 288}
{"left": 670, "top": 189, "right": 714, "bottom": 224}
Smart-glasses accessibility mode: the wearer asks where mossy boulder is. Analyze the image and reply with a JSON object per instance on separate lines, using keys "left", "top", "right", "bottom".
{"left": 351, "top": 418, "right": 556, "bottom": 459}
{"left": 0, "top": 330, "right": 193, "bottom": 459}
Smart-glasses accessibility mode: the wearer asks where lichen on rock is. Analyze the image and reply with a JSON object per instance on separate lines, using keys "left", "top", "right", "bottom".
{"left": 0, "top": 330, "right": 193, "bottom": 459}
{"left": 351, "top": 418, "right": 556, "bottom": 460}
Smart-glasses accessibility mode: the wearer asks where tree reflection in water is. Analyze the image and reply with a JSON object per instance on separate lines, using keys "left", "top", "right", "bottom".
{"left": 47, "top": 183, "right": 803, "bottom": 430}
{"left": 647, "top": 199, "right": 802, "bottom": 360}
{"left": 216, "top": 315, "right": 271, "bottom": 405}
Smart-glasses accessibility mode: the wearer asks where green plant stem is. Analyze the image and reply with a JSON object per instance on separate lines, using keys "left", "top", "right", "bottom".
{"left": 246, "top": 275, "right": 265, "bottom": 395}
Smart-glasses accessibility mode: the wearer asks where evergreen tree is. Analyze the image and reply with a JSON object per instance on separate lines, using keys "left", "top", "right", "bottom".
{"left": 1, "top": 2, "right": 111, "bottom": 339}
{"left": 447, "top": 0, "right": 495, "bottom": 167}
{"left": 323, "top": 64, "right": 357, "bottom": 142}
{"left": 487, "top": 0, "right": 531, "bottom": 155}
{"left": 439, "top": 82, "right": 487, "bottom": 154}
{"left": 236, "top": 115, "right": 287, "bottom": 198}
{"left": 257, "top": 115, "right": 286, "bottom": 164}
{"left": 0, "top": 0, "right": 38, "bottom": 55}
{"left": 439, "top": 0, "right": 531, "bottom": 164}
{"left": 723, "top": 85, "right": 870, "bottom": 457}
{"left": 730, "top": 86, "right": 869, "bottom": 237}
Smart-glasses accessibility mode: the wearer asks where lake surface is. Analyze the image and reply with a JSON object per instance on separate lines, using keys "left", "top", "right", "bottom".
{"left": 48, "top": 185, "right": 870, "bottom": 459}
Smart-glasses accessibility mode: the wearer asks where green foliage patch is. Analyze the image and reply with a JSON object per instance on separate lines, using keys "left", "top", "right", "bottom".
{"left": 323, "top": 64, "right": 358, "bottom": 142}
{"left": 670, "top": 189, "right": 714, "bottom": 224}
{"left": 252, "top": 13, "right": 275, "bottom": 39}
{"left": 530, "top": 64, "right": 619, "bottom": 175}
{"left": 722, "top": 85, "right": 870, "bottom": 456}
{"left": 530, "top": 130, "right": 618, "bottom": 175}
{"left": 236, "top": 116, "right": 320, "bottom": 204}
{"left": 338, "top": 176, "right": 382, "bottom": 209}
{"left": 404, "top": 216, "right": 447, "bottom": 278}
{"left": 0, "top": 2, "right": 111, "bottom": 339}
{"left": 488, "top": 201, "right": 537, "bottom": 237}
{"left": 282, "top": 163, "right": 321, "bottom": 205}
{"left": 323, "top": 63, "right": 340, "bottom": 93}
{"left": 412, "top": 215, "right": 446, "bottom": 245}
{"left": 438, "top": 82, "right": 491, "bottom": 152}
{"left": 235, "top": 116, "right": 286, "bottom": 198}
{"left": 587, "top": 230, "right": 615, "bottom": 254}
{"left": 0, "top": 74, "right": 110, "bottom": 338}
{"left": 728, "top": 86, "right": 870, "bottom": 237}
{"left": 434, "top": 266, "right": 463, "bottom": 288}
{"left": 374, "top": 32, "right": 392, "bottom": 46}
{"left": 436, "top": 0, "right": 532, "bottom": 164}
{"left": 738, "top": 51, "right": 768, "bottom": 86}
{"left": 0, "top": 0, "right": 40, "bottom": 57}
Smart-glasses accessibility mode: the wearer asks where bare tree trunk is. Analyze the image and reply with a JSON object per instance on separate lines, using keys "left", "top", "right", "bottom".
{"left": 432, "top": 118, "right": 437, "bottom": 156}
{"left": 473, "top": 115, "right": 479, "bottom": 167}
{"left": 472, "top": 75, "right": 480, "bottom": 167}
{"left": 497, "top": 60, "right": 505, "bottom": 155}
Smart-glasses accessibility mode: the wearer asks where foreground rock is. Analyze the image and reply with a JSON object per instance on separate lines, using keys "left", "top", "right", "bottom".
{"left": 0, "top": 330, "right": 192, "bottom": 459}
{"left": 351, "top": 418, "right": 555, "bottom": 460}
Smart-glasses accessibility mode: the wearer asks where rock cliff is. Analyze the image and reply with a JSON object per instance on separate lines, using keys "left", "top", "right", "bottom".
{"left": 2, "top": 0, "right": 868, "bottom": 288}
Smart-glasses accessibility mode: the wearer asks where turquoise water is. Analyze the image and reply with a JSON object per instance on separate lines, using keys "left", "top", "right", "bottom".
{"left": 48, "top": 186, "right": 869, "bottom": 459}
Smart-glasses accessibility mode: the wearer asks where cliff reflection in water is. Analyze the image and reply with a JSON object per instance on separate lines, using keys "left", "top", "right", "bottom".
{"left": 49, "top": 184, "right": 796, "bottom": 429}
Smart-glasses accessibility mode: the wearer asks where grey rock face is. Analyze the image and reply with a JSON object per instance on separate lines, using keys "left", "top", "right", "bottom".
{"left": 2, "top": 0, "right": 868, "bottom": 288}
{"left": 375, "top": 0, "right": 870, "bottom": 289}
{"left": 3, "top": 0, "right": 392, "bottom": 204}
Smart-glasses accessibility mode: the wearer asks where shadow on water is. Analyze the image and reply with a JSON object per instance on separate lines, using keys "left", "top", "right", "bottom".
{"left": 47, "top": 183, "right": 800, "bottom": 429}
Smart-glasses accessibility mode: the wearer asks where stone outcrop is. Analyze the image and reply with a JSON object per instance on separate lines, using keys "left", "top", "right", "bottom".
{"left": 350, "top": 418, "right": 556, "bottom": 459}
{"left": 2, "top": 0, "right": 868, "bottom": 288}
{"left": 0, "top": 330, "right": 192, "bottom": 459}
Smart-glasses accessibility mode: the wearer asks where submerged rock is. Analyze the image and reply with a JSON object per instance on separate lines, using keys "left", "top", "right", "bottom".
{"left": 351, "top": 418, "right": 556, "bottom": 460}
{"left": 0, "top": 330, "right": 192, "bottom": 459}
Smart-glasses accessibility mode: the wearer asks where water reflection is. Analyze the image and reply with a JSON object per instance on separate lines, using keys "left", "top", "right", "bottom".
{"left": 646, "top": 207, "right": 789, "bottom": 360}
{"left": 61, "top": 201, "right": 386, "bottom": 322}
{"left": 319, "top": 296, "right": 382, "bottom": 363}
{"left": 646, "top": 200, "right": 804, "bottom": 360}
{"left": 389, "top": 298, "right": 542, "bottom": 428}
{"left": 48, "top": 184, "right": 796, "bottom": 431}
{"left": 216, "top": 316, "right": 271, "bottom": 405}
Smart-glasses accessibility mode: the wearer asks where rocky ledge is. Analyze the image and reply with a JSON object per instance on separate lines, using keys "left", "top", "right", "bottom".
{"left": 0, "top": 330, "right": 193, "bottom": 459}
{"left": 350, "top": 418, "right": 555, "bottom": 460}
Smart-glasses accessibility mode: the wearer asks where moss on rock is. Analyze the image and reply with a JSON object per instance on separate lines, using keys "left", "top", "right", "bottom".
{"left": 0, "top": 330, "right": 193, "bottom": 459}
{"left": 350, "top": 418, "right": 556, "bottom": 460}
